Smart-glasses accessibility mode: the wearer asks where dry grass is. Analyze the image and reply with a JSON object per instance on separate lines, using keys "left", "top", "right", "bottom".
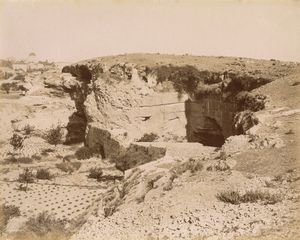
{"left": 216, "top": 190, "right": 283, "bottom": 205}
{"left": 21, "top": 212, "right": 68, "bottom": 239}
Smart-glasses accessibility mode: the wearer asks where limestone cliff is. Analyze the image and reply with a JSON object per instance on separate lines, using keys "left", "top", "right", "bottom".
{"left": 60, "top": 54, "right": 299, "bottom": 168}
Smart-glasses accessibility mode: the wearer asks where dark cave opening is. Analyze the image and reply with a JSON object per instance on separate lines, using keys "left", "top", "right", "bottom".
{"left": 185, "top": 97, "right": 237, "bottom": 147}
{"left": 188, "top": 117, "right": 225, "bottom": 147}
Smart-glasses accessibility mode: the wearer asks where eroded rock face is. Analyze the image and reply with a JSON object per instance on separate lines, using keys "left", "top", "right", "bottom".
{"left": 61, "top": 55, "right": 295, "bottom": 168}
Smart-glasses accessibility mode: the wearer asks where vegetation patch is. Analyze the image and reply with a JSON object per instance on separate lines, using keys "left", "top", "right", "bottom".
{"left": 216, "top": 190, "right": 282, "bottom": 205}
{"left": 56, "top": 161, "right": 81, "bottom": 173}
{"left": 88, "top": 167, "right": 103, "bottom": 180}
{"left": 23, "top": 124, "right": 35, "bottom": 135}
{"left": 36, "top": 168, "right": 53, "bottom": 180}
{"left": 22, "top": 212, "right": 68, "bottom": 239}
{"left": 10, "top": 133, "right": 25, "bottom": 151}
{"left": 1, "top": 82, "right": 19, "bottom": 94}
{"left": 137, "top": 133, "right": 159, "bottom": 142}
{"left": 5, "top": 156, "right": 33, "bottom": 164}
{"left": 0, "top": 204, "right": 21, "bottom": 233}
{"left": 18, "top": 168, "right": 35, "bottom": 184}
{"left": 207, "top": 160, "right": 230, "bottom": 171}
{"left": 172, "top": 158, "right": 204, "bottom": 176}
{"left": 75, "top": 146, "right": 94, "bottom": 160}
{"left": 44, "top": 125, "right": 63, "bottom": 146}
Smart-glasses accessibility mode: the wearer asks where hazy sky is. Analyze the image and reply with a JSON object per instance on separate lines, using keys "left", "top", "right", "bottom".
{"left": 1, "top": 0, "right": 300, "bottom": 62}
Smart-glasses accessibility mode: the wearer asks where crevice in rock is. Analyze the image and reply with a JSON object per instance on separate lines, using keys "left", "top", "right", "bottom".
{"left": 61, "top": 65, "right": 93, "bottom": 144}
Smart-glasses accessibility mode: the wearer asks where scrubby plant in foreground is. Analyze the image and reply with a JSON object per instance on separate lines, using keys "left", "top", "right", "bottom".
{"left": 18, "top": 168, "right": 35, "bottom": 185}
{"left": 216, "top": 190, "right": 282, "bottom": 205}
{"left": 23, "top": 212, "right": 67, "bottom": 238}
{"left": 0, "top": 204, "right": 21, "bottom": 233}
{"left": 44, "top": 125, "right": 63, "bottom": 146}
{"left": 36, "top": 168, "right": 53, "bottom": 180}
{"left": 88, "top": 167, "right": 103, "bottom": 180}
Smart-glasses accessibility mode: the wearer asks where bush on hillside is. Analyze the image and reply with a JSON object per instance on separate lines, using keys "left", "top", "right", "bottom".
{"left": 75, "top": 146, "right": 94, "bottom": 160}
{"left": 137, "top": 133, "right": 158, "bottom": 142}
{"left": 44, "top": 125, "right": 63, "bottom": 146}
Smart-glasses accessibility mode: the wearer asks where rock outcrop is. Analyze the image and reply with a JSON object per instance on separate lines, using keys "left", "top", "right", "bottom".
{"left": 60, "top": 54, "right": 299, "bottom": 169}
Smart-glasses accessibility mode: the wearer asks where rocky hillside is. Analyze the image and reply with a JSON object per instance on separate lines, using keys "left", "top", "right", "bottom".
{"left": 60, "top": 54, "right": 299, "bottom": 169}
{"left": 0, "top": 54, "right": 299, "bottom": 240}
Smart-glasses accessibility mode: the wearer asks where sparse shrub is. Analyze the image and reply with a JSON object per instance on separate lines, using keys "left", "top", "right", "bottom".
{"left": 1, "top": 82, "right": 12, "bottom": 94}
{"left": 216, "top": 190, "right": 242, "bottom": 205}
{"left": 17, "top": 184, "right": 29, "bottom": 191}
{"left": 0, "top": 204, "right": 21, "bottom": 233}
{"left": 31, "top": 154, "right": 41, "bottom": 161}
{"left": 242, "top": 190, "right": 282, "bottom": 204}
{"left": 36, "top": 168, "right": 53, "bottom": 180}
{"left": 9, "top": 133, "right": 24, "bottom": 150}
{"left": 4, "top": 156, "right": 33, "bottom": 164}
{"left": 56, "top": 161, "right": 81, "bottom": 173}
{"left": 274, "top": 174, "right": 283, "bottom": 182}
{"left": 216, "top": 190, "right": 282, "bottom": 205}
{"left": 137, "top": 133, "right": 159, "bottom": 142}
{"left": 207, "top": 160, "right": 230, "bottom": 171}
{"left": 18, "top": 168, "right": 35, "bottom": 184}
{"left": 23, "top": 124, "right": 35, "bottom": 135}
{"left": 171, "top": 158, "right": 203, "bottom": 176}
{"left": 13, "top": 73, "right": 25, "bottom": 81}
{"left": 44, "top": 125, "right": 63, "bottom": 146}
{"left": 88, "top": 167, "right": 103, "bottom": 180}
{"left": 41, "top": 148, "right": 55, "bottom": 156}
{"left": 75, "top": 146, "right": 93, "bottom": 160}
{"left": 18, "top": 157, "right": 33, "bottom": 164}
{"left": 23, "top": 212, "right": 67, "bottom": 238}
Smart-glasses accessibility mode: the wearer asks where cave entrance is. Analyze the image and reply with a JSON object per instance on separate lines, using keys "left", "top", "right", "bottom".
{"left": 185, "top": 98, "right": 237, "bottom": 147}
{"left": 188, "top": 117, "right": 225, "bottom": 147}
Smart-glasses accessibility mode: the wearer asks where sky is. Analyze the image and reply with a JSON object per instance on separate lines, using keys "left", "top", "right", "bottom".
{"left": 0, "top": 0, "right": 300, "bottom": 62}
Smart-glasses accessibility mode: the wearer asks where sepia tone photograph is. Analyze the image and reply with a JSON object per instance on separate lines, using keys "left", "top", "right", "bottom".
{"left": 0, "top": 0, "right": 299, "bottom": 239}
